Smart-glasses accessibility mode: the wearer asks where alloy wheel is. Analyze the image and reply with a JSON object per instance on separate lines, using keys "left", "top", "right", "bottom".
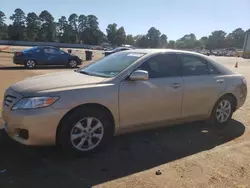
{"left": 26, "top": 60, "right": 36, "bottom": 68}
{"left": 216, "top": 99, "right": 231, "bottom": 123}
{"left": 70, "top": 117, "right": 104, "bottom": 151}
{"left": 69, "top": 60, "right": 77, "bottom": 68}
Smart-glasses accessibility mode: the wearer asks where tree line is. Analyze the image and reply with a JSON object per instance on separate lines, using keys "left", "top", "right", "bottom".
{"left": 0, "top": 8, "right": 249, "bottom": 49}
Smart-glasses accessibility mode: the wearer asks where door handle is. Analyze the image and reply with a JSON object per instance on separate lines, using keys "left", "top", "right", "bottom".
{"left": 216, "top": 79, "right": 224, "bottom": 84}
{"left": 172, "top": 83, "right": 181, "bottom": 89}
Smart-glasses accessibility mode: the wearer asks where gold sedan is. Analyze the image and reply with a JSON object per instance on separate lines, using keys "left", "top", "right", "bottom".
{"left": 2, "top": 49, "right": 247, "bottom": 155}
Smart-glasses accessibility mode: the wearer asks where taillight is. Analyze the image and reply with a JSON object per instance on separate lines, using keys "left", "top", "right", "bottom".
{"left": 15, "top": 52, "right": 23, "bottom": 56}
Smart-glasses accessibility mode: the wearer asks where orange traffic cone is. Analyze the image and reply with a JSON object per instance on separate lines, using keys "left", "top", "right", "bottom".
{"left": 235, "top": 62, "right": 238, "bottom": 68}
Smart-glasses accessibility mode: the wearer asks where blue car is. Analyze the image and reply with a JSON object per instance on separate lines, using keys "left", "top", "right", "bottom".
{"left": 13, "top": 46, "right": 82, "bottom": 69}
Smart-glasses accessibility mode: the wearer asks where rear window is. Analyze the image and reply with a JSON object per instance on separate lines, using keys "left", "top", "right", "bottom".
{"left": 23, "top": 47, "right": 40, "bottom": 53}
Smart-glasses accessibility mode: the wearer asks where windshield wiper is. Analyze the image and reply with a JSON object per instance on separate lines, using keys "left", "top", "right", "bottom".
{"left": 78, "top": 70, "right": 111, "bottom": 78}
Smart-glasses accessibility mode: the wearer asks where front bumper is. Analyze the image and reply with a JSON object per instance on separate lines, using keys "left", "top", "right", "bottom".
{"left": 77, "top": 60, "right": 82, "bottom": 65}
{"left": 2, "top": 88, "right": 67, "bottom": 146}
{"left": 2, "top": 107, "right": 67, "bottom": 146}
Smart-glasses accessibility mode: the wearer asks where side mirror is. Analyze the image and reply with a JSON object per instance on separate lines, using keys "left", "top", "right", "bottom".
{"left": 129, "top": 70, "right": 149, "bottom": 81}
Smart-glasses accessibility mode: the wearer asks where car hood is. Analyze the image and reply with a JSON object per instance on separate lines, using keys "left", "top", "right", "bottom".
{"left": 10, "top": 71, "right": 107, "bottom": 94}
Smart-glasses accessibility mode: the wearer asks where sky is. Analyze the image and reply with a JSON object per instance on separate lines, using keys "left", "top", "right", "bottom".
{"left": 1, "top": 0, "right": 250, "bottom": 40}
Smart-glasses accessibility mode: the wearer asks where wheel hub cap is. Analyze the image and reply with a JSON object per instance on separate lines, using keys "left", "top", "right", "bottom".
{"left": 27, "top": 61, "right": 35, "bottom": 67}
{"left": 70, "top": 117, "right": 104, "bottom": 151}
{"left": 216, "top": 100, "right": 231, "bottom": 123}
{"left": 70, "top": 61, "right": 76, "bottom": 67}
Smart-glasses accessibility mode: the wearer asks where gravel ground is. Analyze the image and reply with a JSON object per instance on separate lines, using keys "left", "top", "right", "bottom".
{"left": 0, "top": 52, "right": 250, "bottom": 188}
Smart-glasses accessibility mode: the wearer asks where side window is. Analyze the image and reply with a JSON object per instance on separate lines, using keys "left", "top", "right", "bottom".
{"left": 31, "top": 48, "right": 40, "bottom": 53}
{"left": 207, "top": 63, "right": 220, "bottom": 75}
{"left": 35, "top": 48, "right": 40, "bottom": 53}
{"left": 44, "top": 48, "right": 61, "bottom": 55}
{"left": 181, "top": 54, "right": 219, "bottom": 76}
{"left": 140, "top": 54, "right": 180, "bottom": 78}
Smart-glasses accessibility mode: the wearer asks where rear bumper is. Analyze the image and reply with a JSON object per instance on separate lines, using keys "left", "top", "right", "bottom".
{"left": 13, "top": 58, "right": 25, "bottom": 65}
{"left": 236, "top": 85, "right": 247, "bottom": 110}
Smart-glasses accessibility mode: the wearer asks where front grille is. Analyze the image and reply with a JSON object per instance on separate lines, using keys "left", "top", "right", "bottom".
{"left": 4, "top": 95, "right": 17, "bottom": 108}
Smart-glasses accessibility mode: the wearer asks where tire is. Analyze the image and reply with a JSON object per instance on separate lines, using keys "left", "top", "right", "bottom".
{"left": 25, "top": 60, "right": 37, "bottom": 69}
{"left": 58, "top": 107, "right": 114, "bottom": 155}
{"left": 209, "top": 95, "right": 235, "bottom": 127}
{"left": 68, "top": 59, "right": 78, "bottom": 68}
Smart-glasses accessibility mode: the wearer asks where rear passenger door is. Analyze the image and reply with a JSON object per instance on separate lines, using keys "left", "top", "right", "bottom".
{"left": 180, "top": 53, "right": 225, "bottom": 118}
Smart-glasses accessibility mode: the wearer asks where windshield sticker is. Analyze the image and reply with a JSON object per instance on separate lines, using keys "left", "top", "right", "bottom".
{"left": 127, "top": 53, "right": 144, "bottom": 57}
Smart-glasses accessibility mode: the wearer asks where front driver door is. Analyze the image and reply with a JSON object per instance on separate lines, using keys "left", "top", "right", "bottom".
{"left": 119, "top": 53, "right": 183, "bottom": 129}
{"left": 44, "top": 48, "right": 66, "bottom": 65}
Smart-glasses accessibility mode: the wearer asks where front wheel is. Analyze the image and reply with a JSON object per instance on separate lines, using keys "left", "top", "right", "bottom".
{"left": 209, "top": 95, "right": 235, "bottom": 127}
{"left": 58, "top": 107, "right": 113, "bottom": 155}
{"left": 68, "top": 59, "right": 78, "bottom": 68}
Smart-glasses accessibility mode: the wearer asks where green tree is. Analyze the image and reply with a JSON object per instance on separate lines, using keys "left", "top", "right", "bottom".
{"left": 86, "top": 15, "right": 99, "bottom": 29}
{"left": 176, "top": 33, "right": 197, "bottom": 49}
{"left": 0, "top": 11, "right": 8, "bottom": 39}
{"left": 146, "top": 27, "right": 161, "bottom": 48}
{"left": 135, "top": 35, "right": 149, "bottom": 48}
{"left": 159, "top": 34, "right": 168, "bottom": 48}
{"left": 126, "top": 34, "right": 135, "bottom": 45}
{"left": 199, "top": 36, "right": 208, "bottom": 48}
{"left": 57, "top": 16, "right": 70, "bottom": 43}
{"left": 68, "top": 13, "right": 78, "bottom": 43}
{"left": 39, "top": 10, "right": 56, "bottom": 42}
{"left": 0, "top": 11, "right": 6, "bottom": 26}
{"left": 168, "top": 40, "right": 176, "bottom": 49}
{"left": 206, "top": 30, "right": 227, "bottom": 49}
{"left": 106, "top": 23, "right": 117, "bottom": 45}
{"left": 9, "top": 8, "right": 26, "bottom": 40}
{"left": 26, "top": 12, "right": 40, "bottom": 41}
{"left": 78, "top": 14, "right": 87, "bottom": 43}
{"left": 115, "top": 27, "right": 126, "bottom": 46}
{"left": 81, "top": 15, "right": 104, "bottom": 45}
{"left": 229, "top": 28, "right": 245, "bottom": 49}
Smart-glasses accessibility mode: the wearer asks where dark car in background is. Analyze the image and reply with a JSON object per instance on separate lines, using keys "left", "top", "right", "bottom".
{"left": 13, "top": 46, "right": 82, "bottom": 69}
{"left": 103, "top": 47, "right": 132, "bottom": 56}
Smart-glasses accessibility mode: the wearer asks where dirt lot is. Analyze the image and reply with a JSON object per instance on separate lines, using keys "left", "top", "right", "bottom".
{"left": 0, "top": 50, "right": 250, "bottom": 188}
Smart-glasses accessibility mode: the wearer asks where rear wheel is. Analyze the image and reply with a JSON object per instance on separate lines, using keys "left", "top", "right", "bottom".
{"left": 209, "top": 95, "right": 235, "bottom": 127}
{"left": 58, "top": 107, "right": 114, "bottom": 155}
{"left": 25, "top": 60, "right": 36, "bottom": 69}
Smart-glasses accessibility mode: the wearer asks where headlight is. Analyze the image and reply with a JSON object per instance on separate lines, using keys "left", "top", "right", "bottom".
{"left": 12, "top": 97, "right": 59, "bottom": 110}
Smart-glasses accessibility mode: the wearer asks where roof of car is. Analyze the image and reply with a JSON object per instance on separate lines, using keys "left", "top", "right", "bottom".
{"left": 38, "top": 46, "right": 59, "bottom": 49}
{"left": 125, "top": 48, "right": 205, "bottom": 56}
{"left": 126, "top": 48, "right": 234, "bottom": 75}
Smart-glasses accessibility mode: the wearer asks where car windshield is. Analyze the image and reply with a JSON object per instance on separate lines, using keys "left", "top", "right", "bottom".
{"left": 79, "top": 52, "right": 145, "bottom": 77}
